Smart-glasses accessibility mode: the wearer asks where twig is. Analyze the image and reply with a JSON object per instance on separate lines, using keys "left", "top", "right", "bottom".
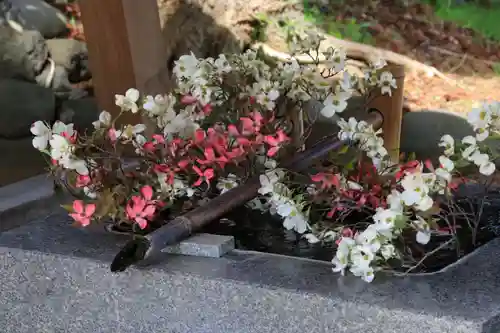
{"left": 252, "top": 37, "right": 456, "bottom": 85}
{"left": 404, "top": 238, "right": 455, "bottom": 274}
{"left": 448, "top": 53, "right": 468, "bottom": 74}
{"left": 428, "top": 45, "right": 498, "bottom": 66}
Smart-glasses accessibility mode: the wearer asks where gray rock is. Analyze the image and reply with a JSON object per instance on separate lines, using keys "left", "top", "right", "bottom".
{"left": 46, "top": 38, "right": 90, "bottom": 83}
{"left": 400, "top": 110, "right": 474, "bottom": 161}
{"left": 35, "top": 62, "right": 87, "bottom": 100}
{"left": 0, "top": 23, "right": 85, "bottom": 99}
{"left": 0, "top": 23, "right": 49, "bottom": 81}
{"left": 0, "top": 79, "right": 55, "bottom": 138}
{"left": 4, "top": 0, "right": 68, "bottom": 39}
{"left": 163, "top": 233, "right": 235, "bottom": 257}
{"left": 58, "top": 97, "right": 99, "bottom": 134}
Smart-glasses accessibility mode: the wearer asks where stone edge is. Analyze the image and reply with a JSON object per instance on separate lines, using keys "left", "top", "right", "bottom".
{"left": 0, "top": 174, "right": 59, "bottom": 232}
{"left": 0, "top": 175, "right": 235, "bottom": 257}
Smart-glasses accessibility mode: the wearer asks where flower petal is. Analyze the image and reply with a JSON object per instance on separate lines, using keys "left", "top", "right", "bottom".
{"left": 72, "top": 200, "right": 84, "bottom": 214}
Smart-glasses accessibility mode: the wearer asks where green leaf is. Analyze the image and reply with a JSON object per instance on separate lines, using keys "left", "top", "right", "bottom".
{"left": 394, "top": 215, "right": 409, "bottom": 230}
{"left": 61, "top": 204, "right": 74, "bottom": 212}
{"left": 338, "top": 145, "right": 349, "bottom": 155}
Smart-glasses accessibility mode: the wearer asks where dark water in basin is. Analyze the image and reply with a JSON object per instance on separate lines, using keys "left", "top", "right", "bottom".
{"left": 200, "top": 185, "right": 500, "bottom": 273}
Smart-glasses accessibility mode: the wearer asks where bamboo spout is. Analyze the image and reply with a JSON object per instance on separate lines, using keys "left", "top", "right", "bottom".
{"left": 110, "top": 110, "right": 383, "bottom": 272}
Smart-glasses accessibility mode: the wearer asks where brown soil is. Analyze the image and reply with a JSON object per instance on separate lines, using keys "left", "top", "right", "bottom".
{"left": 317, "top": 0, "right": 500, "bottom": 114}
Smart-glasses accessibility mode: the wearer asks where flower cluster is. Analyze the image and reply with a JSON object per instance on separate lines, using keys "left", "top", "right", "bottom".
{"left": 30, "top": 28, "right": 500, "bottom": 283}
{"left": 257, "top": 169, "right": 310, "bottom": 234}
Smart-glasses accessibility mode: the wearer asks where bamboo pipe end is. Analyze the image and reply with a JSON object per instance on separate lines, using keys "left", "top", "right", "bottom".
{"left": 110, "top": 237, "right": 150, "bottom": 272}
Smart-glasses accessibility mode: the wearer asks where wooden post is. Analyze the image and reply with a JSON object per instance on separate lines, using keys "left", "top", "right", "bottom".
{"left": 366, "top": 64, "right": 405, "bottom": 163}
{"left": 79, "top": 0, "right": 169, "bottom": 126}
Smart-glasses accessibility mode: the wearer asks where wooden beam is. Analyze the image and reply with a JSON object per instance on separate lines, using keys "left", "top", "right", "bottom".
{"left": 79, "top": 0, "right": 169, "bottom": 126}
{"left": 366, "top": 64, "right": 405, "bottom": 164}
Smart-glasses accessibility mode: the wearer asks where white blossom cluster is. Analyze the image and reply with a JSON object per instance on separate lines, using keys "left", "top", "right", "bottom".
{"left": 257, "top": 169, "right": 311, "bottom": 234}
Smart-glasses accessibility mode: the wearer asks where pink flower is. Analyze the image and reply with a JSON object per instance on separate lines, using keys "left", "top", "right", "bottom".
{"left": 126, "top": 196, "right": 156, "bottom": 229}
{"left": 335, "top": 227, "right": 354, "bottom": 245}
{"left": 240, "top": 111, "right": 264, "bottom": 135}
{"left": 140, "top": 185, "right": 153, "bottom": 201}
{"left": 310, "top": 173, "right": 340, "bottom": 190}
{"left": 194, "top": 129, "right": 206, "bottom": 144}
{"left": 196, "top": 147, "right": 228, "bottom": 168}
{"left": 69, "top": 200, "right": 96, "bottom": 227}
{"left": 192, "top": 165, "right": 215, "bottom": 187}
{"left": 125, "top": 186, "right": 156, "bottom": 229}
{"left": 75, "top": 174, "right": 91, "bottom": 188}
{"left": 202, "top": 103, "right": 213, "bottom": 116}
{"left": 264, "top": 130, "right": 290, "bottom": 157}
{"left": 152, "top": 134, "right": 165, "bottom": 144}
{"left": 142, "top": 141, "right": 156, "bottom": 152}
{"left": 181, "top": 94, "right": 198, "bottom": 105}
{"left": 108, "top": 128, "right": 118, "bottom": 142}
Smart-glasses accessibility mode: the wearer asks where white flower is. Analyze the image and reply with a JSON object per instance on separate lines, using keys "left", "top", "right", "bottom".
{"left": 256, "top": 89, "right": 280, "bottom": 110}
{"left": 337, "top": 117, "right": 359, "bottom": 141}
{"left": 52, "top": 121, "right": 74, "bottom": 136}
{"left": 434, "top": 155, "right": 454, "bottom": 182}
{"left": 258, "top": 170, "right": 284, "bottom": 195}
{"left": 83, "top": 186, "right": 97, "bottom": 199}
{"left": 462, "top": 135, "right": 477, "bottom": 146}
{"left": 31, "top": 121, "right": 51, "bottom": 150}
{"left": 350, "top": 265, "right": 375, "bottom": 283}
{"left": 350, "top": 244, "right": 375, "bottom": 269}
{"left": 246, "top": 198, "right": 268, "bottom": 211}
{"left": 283, "top": 212, "right": 308, "bottom": 234}
{"left": 92, "top": 111, "right": 112, "bottom": 129}
{"left": 413, "top": 215, "right": 431, "bottom": 245}
{"left": 413, "top": 216, "right": 431, "bottom": 244}
{"left": 355, "top": 225, "right": 381, "bottom": 253}
{"left": 378, "top": 71, "right": 397, "bottom": 96}
{"left": 332, "top": 256, "right": 348, "bottom": 275}
{"left": 475, "top": 127, "right": 489, "bottom": 142}
{"left": 264, "top": 158, "right": 277, "bottom": 169}
{"left": 380, "top": 244, "right": 396, "bottom": 260}
{"left": 115, "top": 124, "right": 146, "bottom": 140}
{"left": 216, "top": 174, "right": 239, "bottom": 194}
{"left": 438, "top": 134, "right": 454, "bottom": 156}
{"left": 258, "top": 174, "right": 276, "bottom": 195}
{"left": 386, "top": 190, "right": 404, "bottom": 212}
{"left": 214, "top": 54, "right": 232, "bottom": 74}
{"left": 338, "top": 71, "right": 353, "bottom": 92}
{"left": 304, "top": 233, "right": 320, "bottom": 244}
{"left": 63, "top": 158, "right": 89, "bottom": 175}
{"left": 332, "top": 237, "right": 354, "bottom": 275}
{"left": 115, "top": 88, "right": 140, "bottom": 113}
{"left": 143, "top": 94, "right": 176, "bottom": 117}
{"left": 320, "top": 91, "right": 350, "bottom": 117}
{"left": 467, "top": 106, "right": 490, "bottom": 130}
{"left": 49, "top": 134, "right": 73, "bottom": 161}
{"left": 173, "top": 52, "right": 200, "bottom": 79}
{"left": 479, "top": 161, "right": 496, "bottom": 176}
{"left": 325, "top": 47, "right": 346, "bottom": 72}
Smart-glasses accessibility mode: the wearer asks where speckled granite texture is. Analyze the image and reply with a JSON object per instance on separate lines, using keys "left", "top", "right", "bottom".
{"left": 0, "top": 210, "right": 499, "bottom": 333}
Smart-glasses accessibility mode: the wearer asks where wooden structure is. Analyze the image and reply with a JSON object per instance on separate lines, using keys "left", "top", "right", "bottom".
{"left": 366, "top": 64, "right": 405, "bottom": 163}
{"left": 79, "top": 0, "right": 169, "bottom": 126}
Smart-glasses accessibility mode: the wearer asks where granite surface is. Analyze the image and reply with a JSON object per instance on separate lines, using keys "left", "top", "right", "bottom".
{"left": 0, "top": 211, "right": 499, "bottom": 333}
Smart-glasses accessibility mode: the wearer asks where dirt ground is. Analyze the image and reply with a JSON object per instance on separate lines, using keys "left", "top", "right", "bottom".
{"left": 303, "top": 0, "right": 500, "bottom": 114}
